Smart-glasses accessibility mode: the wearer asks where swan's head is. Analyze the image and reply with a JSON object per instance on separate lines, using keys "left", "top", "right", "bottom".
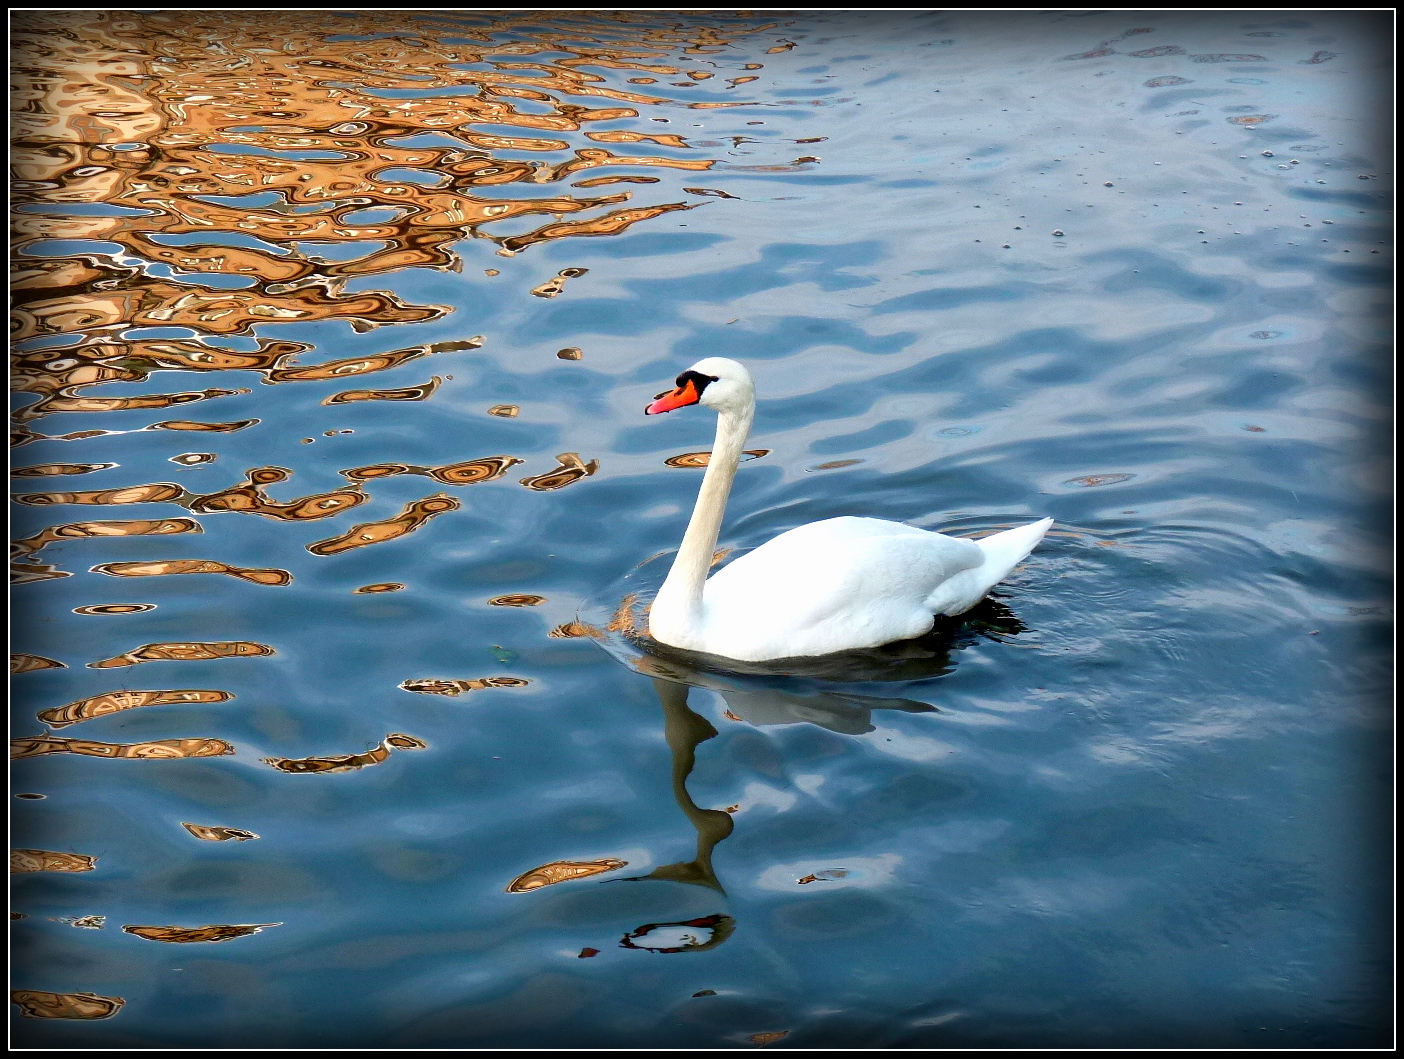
{"left": 645, "top": 357, "right": 753, "bottom": 416}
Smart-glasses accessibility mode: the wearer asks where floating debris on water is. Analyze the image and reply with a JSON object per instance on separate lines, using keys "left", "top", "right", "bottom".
{"left": 531, "top": 267, "right": 589, "bottom": 298}
{"left": 488, "top": 594, "right": 545, "bottom": 607}
{"left": 488, "top": 405, "right": 520, "bottom": 418}
{"left": 10, "top": 849, "right": 97, "bottom": 874}
{"left": 520, "top": 452, "right": 599, "bottom": 491}
{"left": 398, "top": 676, "right": 530, "bottom": 696}
{"left": 306, "top": 494, "right": 460, "bottom": 555}
{"left": 39, "top": 689, "right": 232, "bottom": 729}
{"left": 11, "top": 735, "right": 234, "bottom": 760}
{"left": 506, "top": 858, "right": 627, "bottom": 892}
{"left": 10, "top": 990, "right": 124, "bottom": 1020}
{"left": 665, "top": 449, "right": 768, "bottom": 468}
{"left": 693, "top": 990, "right": 718, "bottom": 997}
{"left": 11, "top": 653, "right": 65, "bottom": 674}
{"left": 263, "top": 733, "right": 425, "bottom": 774}
{"left": 72, "top": 604, "right": 157, "bottom": 616}
{"left": 620, "top": 913, "right": 735, "bottom": 952}
{"left": 557, "top": 347, "right": 583, "bottom": 360}
{"left": 90, "top": 559, "right": 292, "bottom": 586}
{"left": 181, "top": 823, "right": 259, "bottom": 842}
{"left": 123, "top": 923, "right": 280, "bottom": 943}
{"left": 322, "top": 376, "right": 442, "bottom": 405}
{"left": 11, "top": 463, "right": 116, "bottom": 477}
{"left": 578, "top": 947, "right": 600, "bottom": 958}
{"left": 87, "top": 641, "right": 274, "bottom": 668}
{"left": 354, "top": 583, "right": 405, "bottom": 594}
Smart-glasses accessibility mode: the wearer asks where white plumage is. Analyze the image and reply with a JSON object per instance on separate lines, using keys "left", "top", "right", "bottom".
{"left": 644, "top": 358, "right": 1052, "bottom": 662}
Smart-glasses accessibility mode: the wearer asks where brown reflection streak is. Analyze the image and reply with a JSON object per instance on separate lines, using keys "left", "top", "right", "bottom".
{"left": 488, "top": 594, "right": 545, "bottom": 607}
{"left": 506, "top": 858, "right": 627, "bottom": 892}
{"left": 322, "top": 376, "right": 441, "bottom": 405}
{"left": 123, "top": 923, "right": 279, "bottom": 943}
{"left": 188, "top": 467, "right": 366, "bottom": 521}
{"left": 353, "top": 582, "right": 403, "bottom": 594}
{"left": 73, "top": 603, "right": 157, "bottom": 615}
{"left": 87, "top": 640, "right": 274, "bottom": 668}
{"left": 399, "top": 676, "right": 530, "bottom": 696}
{"left": 11, "top": 463, "right": 116, "bottom": 477}
{"left": 90, "top": 559, "right": 292, "bottom": 585}
{"left": 340, "top": 455, "right": 522, "bottom": 485}
{"left": 262, "top": 733, "right": 426, "bottom": 773}
{"left": 10, "top": 849, "right": 97, "bottom": 873}
{"left": 182, "top": 822, "right": 259, "bottom": 841}
{"left": 488, "top": 405, "right": 520, "bottom": 418}
{"left": 11, "top": 735, "right": 234, "bottom": 760}
{"left": 39, "top": 689, "right": 232, "bottom": 728}
{"left": 520, "top": 452, "right": 598, "bottom": 491}
{"left": 664, "top": 449, "right": 768, "bottom": 468}
{"left": 148, "top": 419, "right": 260, "bottom": 432}
{"left": 10, "top": 991, "right": 124, "bottom": 1020}
{"left": 13, "top": 517, "right": 202, "bottom": 561}
{"left": 11, "top": 653, "right": 66, "bottom": 674}
{"left": 9, "top": 12, "right": 790, "bottom": 452}
{"left": 12, "top": 483, "right": 187, "bottom": 506}
{"left": 531, "top": 267, "right": 588, "bottom": 298}
{"left": 306, "top": 494, "right": 459, "bottom": 555}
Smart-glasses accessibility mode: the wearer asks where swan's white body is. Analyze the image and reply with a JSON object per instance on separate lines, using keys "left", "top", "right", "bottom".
{"left": 646, "top": 358, "right": 1052, "bottom": 662}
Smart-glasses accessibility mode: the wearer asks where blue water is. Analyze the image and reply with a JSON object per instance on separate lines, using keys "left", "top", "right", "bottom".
{"left": 11, "top": 10, "right": 1391, "bottom": 1047}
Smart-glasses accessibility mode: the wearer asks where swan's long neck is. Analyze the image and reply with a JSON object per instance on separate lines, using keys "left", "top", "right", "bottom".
{"left": 652, "top": 401, "right": 753, "bottom": 645}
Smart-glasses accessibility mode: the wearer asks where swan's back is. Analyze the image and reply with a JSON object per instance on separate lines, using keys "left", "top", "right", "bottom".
{"left": 698, "top": 517, "right": 985, "bottom": 660}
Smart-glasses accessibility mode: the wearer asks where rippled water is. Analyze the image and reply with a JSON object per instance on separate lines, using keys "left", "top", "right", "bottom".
{"left": 11, "top": 10, "right": 1391, "bottom": 1048}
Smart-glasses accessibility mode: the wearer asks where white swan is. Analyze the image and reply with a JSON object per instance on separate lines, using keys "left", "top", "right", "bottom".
{"left": 643, "top": 357, "right": 1053, "bottom": 663}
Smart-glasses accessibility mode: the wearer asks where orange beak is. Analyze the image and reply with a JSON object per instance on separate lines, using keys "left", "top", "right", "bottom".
{"left": 646, "top": 378, "right": 702, "bottom": 415}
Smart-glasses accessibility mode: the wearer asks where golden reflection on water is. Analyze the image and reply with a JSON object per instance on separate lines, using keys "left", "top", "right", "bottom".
{"left": 122, "top": 923, "right": 280, "bottom": 943}
{"left": 262, "top": 732, "right": 427, "bottom": 774}
{"left": 10, "top": 849, "right": 97, "bottom": 874}
{"left": 87, "top": 640, "right": 275, "bottom": 668}
{"left": 10, "top": 653, "right": 66, "bottom": 674}
{"left": 181, "top": 822, "right": 260, "bottom": 842}
{"left": 11, "top": 735, "right": 235, "bottom": 760}
{"left": 10, "top": 990, "right": 124, "bottom": 1020}
{"left": 11, "top": 8, "right": 792, "bottom": 1018}
{"left": 506, "top": 858, "right": 628, "bottom": 893}
{"left": 38, "top": 688, "right": 233, "bottom": 728}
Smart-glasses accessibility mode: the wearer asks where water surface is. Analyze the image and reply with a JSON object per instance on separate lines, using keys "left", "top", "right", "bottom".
{"left": 11, "top": 9, "right": 1391, "bottom": 1048}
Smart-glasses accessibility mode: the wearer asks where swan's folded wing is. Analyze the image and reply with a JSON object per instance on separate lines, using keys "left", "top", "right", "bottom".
{"left": 701, "top": 530, "right": 983, "bottom": 658}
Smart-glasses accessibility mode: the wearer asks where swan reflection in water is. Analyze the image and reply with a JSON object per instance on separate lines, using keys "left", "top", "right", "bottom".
{"left": 613, "top": 595, "right": 1027, "bottom": 901}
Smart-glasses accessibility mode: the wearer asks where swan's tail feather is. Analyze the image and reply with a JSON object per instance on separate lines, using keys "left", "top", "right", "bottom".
{"left": 974, "top": 517, "right": 1054, "bottom": 588}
